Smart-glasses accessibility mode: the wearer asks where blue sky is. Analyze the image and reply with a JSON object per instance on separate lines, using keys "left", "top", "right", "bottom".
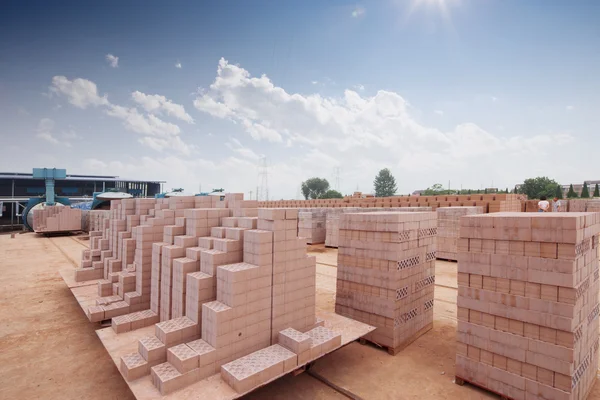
{"left": 1, "top": 0, "right": 598, "bottom": 198}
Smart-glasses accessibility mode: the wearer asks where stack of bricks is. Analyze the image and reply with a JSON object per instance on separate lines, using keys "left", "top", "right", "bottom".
{"left": 436, "top": 206, "right": 483, "bottom": 261}
{"left": 298, "top": 209, "right": 327, "bottom": 244}
{"left": 81, "top": 209, "right": 110, "bottom": 232}
{"left": 119, "top": 207, "right": 339, "bottom": 396}
{"left": 325, "top": 207, "right": 433, "bottom": 248}
{"left": 257, "top": 208, "right": 317, "bottom": 343}
{"left": 32, "top": 205, "right": 82, "bottom": 232}
{"left": 335, "top": 212, "right": 437, "bottom": 354}
{"left": 456, "top": 212, "right": 600, "bottom": 400}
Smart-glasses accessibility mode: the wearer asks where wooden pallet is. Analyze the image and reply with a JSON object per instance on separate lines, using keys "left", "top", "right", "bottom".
{"left": 454, "top": 375, "right": 511, "bottom": 400}
{"left": 358, "top": 322, "right": 433, "bottom": 356}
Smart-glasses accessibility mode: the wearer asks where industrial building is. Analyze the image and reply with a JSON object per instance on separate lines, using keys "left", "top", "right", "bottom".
{"left": 0, "top": 172, "right": 164, "bottom": 228}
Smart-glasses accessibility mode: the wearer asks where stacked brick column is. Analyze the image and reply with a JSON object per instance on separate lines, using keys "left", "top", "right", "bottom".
{"left": 456, "top": 212, "right": 600, "bottom": 400}
{"left": 258, "top": 208, "right": 317, "bottom": 342}
{"left": 436, "top": 206, "right": 483, "bottom": 261}
{"left": 335, "top": 211, "right": 437, "bottom": 353}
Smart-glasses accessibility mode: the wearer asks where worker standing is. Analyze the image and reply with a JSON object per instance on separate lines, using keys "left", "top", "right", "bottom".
{"left": 552, "top": 197, "right": 563, "bottom": 212}
{"left": 538, "top": 196, "right": 550, "bottom": 212}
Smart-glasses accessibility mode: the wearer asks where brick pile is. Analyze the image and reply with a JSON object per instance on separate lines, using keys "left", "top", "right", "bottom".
{"left": 260, "top": 193, "right": 523, "bottom": 212}
{"left": 297, "top": 209, "right": 327, "bottom": 244}
{"left": 335, "top": 212, "right": 436, "bottom": 353}
{"left": 325, "top": 207, "right": 432, "bottom": 248}
{"left": 32, "top": 205, "right": 82, "bottom": 232}
{"left": 83, "top": 210, "right": 110, "bottom": 232}
{"left": 456, "top": 212, "right": 600, "bottom": 400}
{"left": 436, "top": 206, "right": 483, "bottom": 261}
{"left": 110, "top": 203, "right": 338, "bottom": 395}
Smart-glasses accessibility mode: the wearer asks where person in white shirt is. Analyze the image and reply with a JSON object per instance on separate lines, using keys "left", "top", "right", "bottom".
{"left": 538, "top": 196, "right": 550, "bottom": 212}
{"left": 552, "top": 197, "right": 562, "bottom": 212}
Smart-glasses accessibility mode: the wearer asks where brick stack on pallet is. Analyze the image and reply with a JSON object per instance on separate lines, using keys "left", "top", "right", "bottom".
{"left": 298, "top": 209, "right": 327, "bottom": 244}
{"left": 456, "top": 212, "right": 600, "bottom": 400}
{"left": 436, "top": 206, "right": 483, "bottom": 261}
{"left": 335, "top": 212, "right": 436, "bottom": 355}
{"left": 82, "top": 210, "right": 110, "bottom": 232}
{"left": 325, "top": 207, "right": 432, "bottom": 248}
{"left": 117, "top": 207, "right": 340, "bottom": 396}
{"left": 32, "top": 205, "right": 82, "bottom": 232}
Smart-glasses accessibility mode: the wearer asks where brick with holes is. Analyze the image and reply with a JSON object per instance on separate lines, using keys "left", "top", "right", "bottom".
{"left": 335, "top": 211, "right": 436, "bottom": 352}
{"left": 456, "top": 212, "right": 600, "bottom": 400}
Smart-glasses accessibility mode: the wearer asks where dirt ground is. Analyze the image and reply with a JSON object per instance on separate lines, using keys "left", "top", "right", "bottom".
{"left": 0, "top": 235, "right": 598, "bottom": 400}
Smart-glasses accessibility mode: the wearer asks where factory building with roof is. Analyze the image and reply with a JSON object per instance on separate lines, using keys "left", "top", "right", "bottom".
{"left": 0, "top": 172, "right": 164, "bottom": 228}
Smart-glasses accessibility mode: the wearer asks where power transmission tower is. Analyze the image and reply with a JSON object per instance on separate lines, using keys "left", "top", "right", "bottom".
{"left": 333, "top": 167, "right": 341, "bottom": 192}
{"left": 257, "top": 156, "right": 270, "bottom": 201}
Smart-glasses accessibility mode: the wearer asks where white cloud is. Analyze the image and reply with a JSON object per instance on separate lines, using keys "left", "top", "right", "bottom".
{"left": 62, "top": 130, "right": 80, "bottom": 140}
{"left": 49, "top": 76, "right": 190, "bottom": 154}
{"left": 131, "top": 91, "right": 194, "bottom": 123}
{"left": 353, "top": 84, "right": 365, "bottom": 91}
{"left": 36, "top": 118, "right": 72, "bottom": 147}
{"left": 175, "top": 62, "right": 182, "bottom": 69}
{"left": 105, "top": 104, "right": 181, "bottom": 137}
{"left": 225, "top": 138, "right": 261, "bottom": 160}
{"left": 352, "top": 7, "right": 365, "bottom": 18}
{"left": 311, "top": 81, "right": 319, "bottom": 85}
{"left": 50, "top": 76, "right": 109, "bottom": 109}
{"left": 434, "top": 109, "right": 444, "bottom": 116}
{"left": 566, "top": 105, "right": 574, "bottom": 111}
{"left": 106, "top": 54, "right": 119, "bottom": 68}
{"left": 491, "top": 96, "right": 498, "bottom": 102}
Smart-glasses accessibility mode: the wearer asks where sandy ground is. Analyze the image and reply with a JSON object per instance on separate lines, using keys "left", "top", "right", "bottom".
{"left": 0, "top": 235, "right": 598, "bottom": 400}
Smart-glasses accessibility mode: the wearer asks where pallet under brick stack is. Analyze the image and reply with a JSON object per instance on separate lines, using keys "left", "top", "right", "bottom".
{"left": 456, "top": 212, "right": 600, "bottom": 400}
{"left": 436, "top": 206, "right": 483, "bottom": 261}
{"left": 335, "top": 212, "right": 436, "bottom": 355}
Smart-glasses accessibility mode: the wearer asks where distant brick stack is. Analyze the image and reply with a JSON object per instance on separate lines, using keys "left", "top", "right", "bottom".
{"left": 335, "top": 212, "right": 436, "bottom": 354}
{"left": 436, "top": 206, "right": 483, "bottom": 261}
{"left": 297, "top": 209, "right": 327, "bottom": 244}
{"left": 32, "top": 205, "right": 82, "bottom": 232}
{"left": 456, "top": 212, "right": 600, "bottom": 400}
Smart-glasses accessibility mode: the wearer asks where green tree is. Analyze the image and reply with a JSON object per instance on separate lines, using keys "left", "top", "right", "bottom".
{"left": 554, "top": 185, "right": 563, "bottom": 199}
{"left": 581, "top": 182, "right": 590, "bottom": 198}
{"left": 594, "top": 184, "right": 600, "bottom": 198}
{"left": 320, "top": 189, "right": 343, "bottom": 199}
{"left": 519, "top": 177, "right": 560, "bottom": 199}
{"left": 422, "top": 183, "right": 455, "bottom": 196}
{"left": 301, "top": 178, "right": 330, "bottom": 200}
{"left": 373, "top": 168, "right": 398, "bottom": 197}
{"left": 567, "top": 184, "right": 578, "bottom": 198}
{"left": 513, "top": 185, "right": 518, "bottom": 194}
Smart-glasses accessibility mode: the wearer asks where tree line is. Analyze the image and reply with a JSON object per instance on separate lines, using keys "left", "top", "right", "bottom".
{"left": 300, "top": 168, "right": 398, "bottom": 199}
{"left": 300, "top": 173, "right": 600, "bottom": 200}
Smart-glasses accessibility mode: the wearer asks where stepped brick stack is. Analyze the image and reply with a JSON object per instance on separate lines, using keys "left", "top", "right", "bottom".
{"left": 436, "top": 206, "right": 484, "bottom": 261}
{"left": 456, "top": 212, "right": 600, "bottom": 400}
{"left": 74, "top": 197, "right": 343, "bottom": 396}
{"left": 32, "top": 205, "right": 82, "bottom": 232}
{"left": 324, "top": 207, "right": 432, "bottom": 248}
{"left": 335, "top": 212, "right": 437, "bottom": 353}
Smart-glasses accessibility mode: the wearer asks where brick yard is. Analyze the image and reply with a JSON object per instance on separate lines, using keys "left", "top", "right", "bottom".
{"left": 0, "top": 233, "right": 520, "bottom": 399}
{"left": 2, "top": 203, "right": 600, "bottom": 399}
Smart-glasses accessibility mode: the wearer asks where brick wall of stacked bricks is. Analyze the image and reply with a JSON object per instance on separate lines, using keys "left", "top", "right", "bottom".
{"left": 32, "top": 205, "right": 82, "bottom": 232}
{"left": 324, "top": 207, "right": 432, "bottom": 248}
{"left": 76, "top": 195, "right": 343, "bottom": 395}
{"left": 297, "top": 209, "right": 327, "bottom": 245}
{"left": 81, "top": 209, "right": 110, "bottom": 232}
{"left": 259, "top": 193, "right": 523, "bottom": 212}
{"left": 335, "top": 212, "right": 436, "bottom": 351}
{"left": 436, "top": 207, "right": 484, "bottom": 261}
{"left": 456, "top": 212, "right": 600, "bottom": 400}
